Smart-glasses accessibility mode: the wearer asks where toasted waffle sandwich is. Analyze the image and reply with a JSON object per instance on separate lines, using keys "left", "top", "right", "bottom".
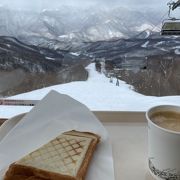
{"left": 4, "top": 130, "right": 100, "bottom": 180}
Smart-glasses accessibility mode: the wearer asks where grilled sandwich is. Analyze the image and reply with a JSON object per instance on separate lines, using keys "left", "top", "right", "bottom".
{"left": 4, "top": 130, "right": 100, "bottom": 180}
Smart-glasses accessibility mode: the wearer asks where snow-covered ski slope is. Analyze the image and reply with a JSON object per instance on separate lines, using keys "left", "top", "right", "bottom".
{"left": 1, "top": 63, "right": 180, "bottom": 118}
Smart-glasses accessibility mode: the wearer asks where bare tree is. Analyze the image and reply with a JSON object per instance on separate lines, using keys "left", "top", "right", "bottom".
{"left": 160, "top": 58, "right": 174, "bottom": 80}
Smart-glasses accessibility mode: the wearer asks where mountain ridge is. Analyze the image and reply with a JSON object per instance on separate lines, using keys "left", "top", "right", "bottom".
{"left": 0, "top": 6, "right": 163, "bottom": 49}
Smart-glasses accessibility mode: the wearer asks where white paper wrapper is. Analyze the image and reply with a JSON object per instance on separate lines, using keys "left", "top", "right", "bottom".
{"left": 0, "top": 90, "right": 114, "bottom": 180}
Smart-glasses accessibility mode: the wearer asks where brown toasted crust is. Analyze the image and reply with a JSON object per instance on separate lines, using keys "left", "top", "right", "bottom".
{"left": 4, "top": 131, "right": 100, "bottom": 180}
{"left": 76, "top": 134, "right": 99, "bottom": 180}
{"left": 4, "top": 163, "right": 76, "bottom": 180}
{"left": 64, "top": 131, "right": 100, "bottom": 180}
{"left": 63, "top": 130, "right": 101, "bottom": 141}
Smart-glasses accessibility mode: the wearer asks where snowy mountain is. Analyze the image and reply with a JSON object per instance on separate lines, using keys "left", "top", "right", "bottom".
{"left": 0, "top": 36, "right": 63, "bottom": 72}
{"left": 0, "top": 6, "right": 179, "bottom": 97}
{"left": 82, "top": 35, "right": 180, "bottom": 59}
{"left": 1, "top": 63, "right": 180, "bottom": 118}
{"left": 0, "top": 6, "right": 162, "bottom": 48}
{"left": 0, "top": 36, "right": 91, "bottom": 96}
{"left": 0, "top": 27, "right": 180, "bottom": 96}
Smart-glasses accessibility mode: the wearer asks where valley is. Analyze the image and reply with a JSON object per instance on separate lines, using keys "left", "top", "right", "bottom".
{"left": 0, "top": 6, "right": 179, "bottom": 97}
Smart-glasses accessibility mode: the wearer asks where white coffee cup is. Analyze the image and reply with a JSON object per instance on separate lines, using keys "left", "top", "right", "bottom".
{"left": 146, "top": 105, "right": 180, "bottom": 180}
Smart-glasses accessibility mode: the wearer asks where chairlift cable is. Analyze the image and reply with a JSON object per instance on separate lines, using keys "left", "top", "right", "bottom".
{"left": 150, "top": 10, "right": 169, "bottom": 32}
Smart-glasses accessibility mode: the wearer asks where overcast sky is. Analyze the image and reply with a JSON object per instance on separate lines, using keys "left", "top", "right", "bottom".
{"left": 0, "top": 0, "right": 171, "bottom": 11}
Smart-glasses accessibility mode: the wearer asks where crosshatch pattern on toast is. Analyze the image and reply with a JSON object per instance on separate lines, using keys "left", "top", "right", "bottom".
{"left": 4, "top": 130, "right": 100, "bottom": 180}
{"left": 16, "top": 134, "right": 92, "bottom": 177}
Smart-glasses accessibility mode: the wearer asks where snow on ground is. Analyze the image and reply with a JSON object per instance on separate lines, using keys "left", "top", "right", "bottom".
{"left": 145, "top": 30, "right": 150, "bottom": 38}
{"left": 135, "top": 24, "right": 160, "bottom": 32}
{"left": 0, "top": 63, "right": 180, "bottom": 118}
{"left": 159, "top": 47, "right": 168, "bottom": 52}
{"left": 155, "top": 41, "right": 164, "bottom": 46}
{"left": 45, "top": 57, "right": 55, "bottom": 60}
{"left": 70, "top": 52, "right": 80, "bottom": 56}
{"left": 175, "top": 49, "right": 180, "bottom": 55}
{"left": 172, "top": 46, "right": 180, "bottom": 54}
{"left": 141, "top": 41, "right": 149, "bottom": 48}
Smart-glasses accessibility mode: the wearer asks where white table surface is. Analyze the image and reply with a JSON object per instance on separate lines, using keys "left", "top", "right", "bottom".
{"left": 103, "top": 122, "right": 155, "bottom": 180}
{"left": 0, "top": 115, "right": 155, "bottom": 180}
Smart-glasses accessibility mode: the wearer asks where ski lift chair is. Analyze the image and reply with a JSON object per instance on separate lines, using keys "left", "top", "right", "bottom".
{"left": 161, "top": 19, "right": 180, "bottom": 35}
{"left": 161, "top": 0, "right": 180, "bottom": 35}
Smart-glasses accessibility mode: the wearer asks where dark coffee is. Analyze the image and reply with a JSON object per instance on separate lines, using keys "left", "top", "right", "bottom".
{"left": 150, "top": 111, "right": 180, "bottom": 132}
